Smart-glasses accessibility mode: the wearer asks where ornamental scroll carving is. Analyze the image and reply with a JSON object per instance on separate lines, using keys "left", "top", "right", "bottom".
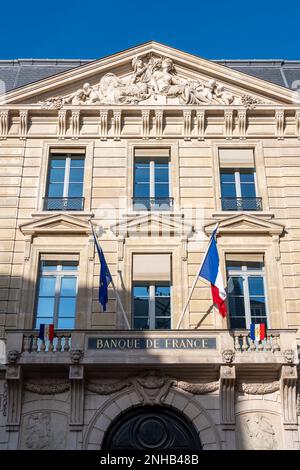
{"left": 175, "top": 380, "right": 219, "bottom": 394}
{"left": 24, "top": 380, "right": 70, "bottom": 394}
{"left": 237, "top": 381, "right": 280, "bottom": 395}
{"left": 40, "top": 54, "right": 263, "bottom": 109}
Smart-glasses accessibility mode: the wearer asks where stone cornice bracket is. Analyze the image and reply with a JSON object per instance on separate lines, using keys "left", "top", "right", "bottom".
{"left": 24, "top": 234, "right": 32, "bottom": 261}
{"left": 118, "top": 235, "right": 125, "bottom": 261}
{"left": 281, "top": 364, "right": 297, "bottom": 426}
{"left": 183, "top": 109, "right": 192, "bottom": 141}
{"left": 113, "top": 110, "right": 121, "bottom": 140}
{"left": 220, "top": 364, "right": 236, "bottom": 425}
{"left": 295, "top": 109, "right": 300, "bottom": 139}
{"left": 181, "top": 236, "right": 188, "bottom": 261}
{"left": 99, "top": 110, "right": 108, "bottom": 140}
{"left": 88, "top": 234, "right": 95, "bottom": 261}
{"left": 0, "top": 109, "right": 9, "bottom": 139}
{"left": 141, "top": 109, "right": 150, "bottom": 139}
{"left": 5, "top": 364, "right": 22, "bottom": 431}
{"left": 71, "top": 110, "right": 80, "bottom": 139}
{"left": 238, "top": 109, "right": 247, "bottom": 139}
{"left": 69, "top": 350, "right": 84, "bottom": 430}
{"left": 196, "top": 110, "right": 205, "bottom": 140}
{"left": 155, "top": 110, "right": 163, "bottom": 139}
{"left": 19, "top": 109, "right": 28, "bottom": 140}
{"left": 224, "top": 109, "right": 233, "bottom": 139}
{"left": 275, "top": 109, "right": 285, "bottom": 140}
{"left": 58, "top": 109, "right": 67, "bottom": 139}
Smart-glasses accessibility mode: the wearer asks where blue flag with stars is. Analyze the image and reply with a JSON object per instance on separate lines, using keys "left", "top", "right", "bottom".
{"left": 91, "top": 226, "right": 112, "bottom": 312}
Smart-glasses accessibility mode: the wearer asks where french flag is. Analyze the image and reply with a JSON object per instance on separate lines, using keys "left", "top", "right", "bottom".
{"left": 250, "top": 323, "right": 266, "bottom": 342}
{"left": 199, "top": 228, "right": 227, "bottom": 317}
{"left": 38, "top": 324, "right": 54, "bottom": 342}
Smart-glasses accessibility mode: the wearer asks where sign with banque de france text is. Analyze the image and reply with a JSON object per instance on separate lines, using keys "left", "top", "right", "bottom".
{"left": 88, "top": 337, "right": 217, "bottom": 350}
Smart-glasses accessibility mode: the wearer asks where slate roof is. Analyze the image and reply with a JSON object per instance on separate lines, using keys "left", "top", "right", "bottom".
{"left": 0, "top": 57, "right": 300, "bottom": 93}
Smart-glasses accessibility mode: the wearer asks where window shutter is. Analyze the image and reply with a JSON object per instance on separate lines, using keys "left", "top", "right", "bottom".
{"left": 134, "top": 148, "right": 170, "bottom": 157}
{"left": 219, "top": 148, "right": 254, "bottom": 168}
{"left": 133, "top": 254, "right": 171, "bottom": 281}
{"left": 225, "top": 253, "right": 264, "bottom": 263}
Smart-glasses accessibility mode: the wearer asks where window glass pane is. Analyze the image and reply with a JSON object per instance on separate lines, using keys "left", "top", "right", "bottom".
{"left": 241, "top": 183, "right": 256, "bottom": 198}
{"left": 155, "top": 165, "right": 169, "bottom": 183}
{"left": 50, "top": 158, "right": 66, "bottom": 168}
{"left": 38, "top": 277, "right": 56, "bottom": 296}
{"left": 37, "top": 297, "right": 55, "bottom": 318}
{"left": 155, "top": 183, "right": 169, "bottom": 198}
{"left": 134, "top": 298, "right": 149, "bottom": 317}
{"left": 48, "top": 183, "right": 64, "bottom": 198}
{"left": 41, "top": 261, "right": 59, "bottom": 271}
{"left": 246, "top": 262, "right": 264, "bottom": 271}
{"left": 221, "top": 183, "right": 236, "bottom": 198}
{"left": 70, "top": 158, "right": 84, "bottom": 167}
{"left": 221, "top": 172, "right": 235, "bottom": 183}
{"left": 68, "top": 183, "right": 83, "bottom": 198}
{"left": 35, "top": 318, "right": 53, "bottom": 329}
{"left": 134, "top": 183, "right": 150, "bottom": 198}
{"left": 248, "top": 277, "right": 264, "bottom": 296}
{"left": 60, "top": 277, "right": 77, "bottom": 296}
{"left": 69, "top": 168, "right": 84, "bottom": 183}
{"left": 61, "top": 262, "right": 78, "bottom": 270}
{"left": 250, "top": 297, "right": 266, "bottom": 317}
{"left": 134, "top": 317, "right": 149, "bottom": 329}
{"left": 133, "top": 286, "right": 149, "bottom": 297}
{"left": 230, "top": 317, "right": 246, "bottom": 329}
{"left": 135, "top": 162, "right": 150, "bottom": 183}
{"left": 226, "top": 261, "right": 243, "bottom": 271}
{"left": 227, "top": 277, "right": 244, "bottom": 295}
{"left": 228, "top": 297, "right": 245, "bottom": 316}
{"left": 155, "top": 317, "right": 171, "bottom": 329}
{"left": 155, "top": 298, "right": 170, "bottom": 317}
{"left": 58, "top": 298, "right": 76, "bottom": 317}
{"left": 155, "top": 286, "right": 170, "bottom": 296}
{"left": 49, "top": 168, "right": 65, "bottom": 183}
{"left": 240, "top": 171, "right": 255, "bottom": 183}
{"left": 57, "top": 318, "right": 75, "bottom": 329}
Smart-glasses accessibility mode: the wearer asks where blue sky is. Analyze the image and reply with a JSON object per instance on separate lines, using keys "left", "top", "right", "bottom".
{"left": 0, "top": 0, "right": 299, "bottom": 60}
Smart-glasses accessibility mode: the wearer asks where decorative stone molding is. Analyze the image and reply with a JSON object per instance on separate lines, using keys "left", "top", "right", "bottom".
{"left": 281, "top": 365, "right": 297, "bottom": 425}
{"left": 222, "top": 349, "right": 235, "bottom": 364}
{"left": 275, "top": 110, "right": 285, "bottom": 140}
{"left": 113, "top": 110, "right": 121, "bottom": 140}
{"left": 133, "top": 371, "right": 173, "bottom": 404}
{"left": 1, "top": 382, "right": 7, "bottom": 416}
{"left": 70, "top": 349, "right": 84, "bottom": 364}
{"left": 71, "top": 110, "right": 80, "bottom": 138}
{"left": 196, "top": 110, "right": 205, "bottom": 140}
{"left": 238, "top": 109, "right": 247, "bottom": 139}
{"left": 240, "top": 414, "right": 278, "bottom": 450}
{"left": 141, "top": 109, "right": 150, "bottom": 138}
{"left": 20, "top": 412, "right": 67, "bottom": 449}
{"left": 99, "top": 110, "right": 108, "bottom": 140}
{"left": 284, "top": 349, "right": 295, "bottom": 364}
{"left": 7, "top": 350, "right": 20, "bottom": 364}
{"left": 175, "top": 380, "right": 219, "bottom": 394}
{"left": 19, "top": 110, "right": 28, "bottom": 139}
{"left": 86, "top": 380, "right": 130, "bottom": 395}
{"left": 155, "top": 109, "right": 163, "bottom": 139}
{"left": 24, "top": 380, "right": 70, "bottom": 394}
{"left": 295, "top": 110, "right": 300, "bottom": 139}
{"left": 296, "top": 380, "right": 300, "bottom": 416}
{"left": 220, "top": 365, "right": 235, "bottom": 425}
{"left": 224, "top": 109, "right": 233, "bottom": 139}
{"left": 39, "top": 54, "right": 264, "bottom": 109}
{"left": 58, "top": 109, "right": 67, "bottom": 138}
{"left": 0, "top": 110, "right": 8, "bottom": 138}
{"left": 183, "top": 110, "right": 192, "bottom": 140}
{"left": 237, "top": 381, "right": 280, "bottom": 395}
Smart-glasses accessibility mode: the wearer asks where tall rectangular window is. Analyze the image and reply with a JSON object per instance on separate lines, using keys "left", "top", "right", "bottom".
{"left": 133, "top": 149, "right": 172, "bottom": 211}
{"left": 35, "top": 259, "right": 79, "bottom": 329}
{"left": 133, "top": 283, "right": 171, "bottom": 330}
{"left": 226, "top": 256, "right": 268, "bottom": 329}
{"left": 44, "top": 153, "right": 85, "bottom": 210}
{"left": 219, "top": 149, "right": 262, "bottom": 211}
{"left": 132, "top": 253, "right": 171, "bottom": 329}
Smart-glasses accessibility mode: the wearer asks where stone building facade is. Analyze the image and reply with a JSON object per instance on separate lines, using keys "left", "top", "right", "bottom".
{"left": 0, "top": 41, "right": 299, "bottom": 450}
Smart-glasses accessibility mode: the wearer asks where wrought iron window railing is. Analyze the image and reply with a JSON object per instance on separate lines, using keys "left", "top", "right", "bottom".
{"left": 132, "top": 197, "right": 174, "bottom": 211}
{"left": 43, "top": 197, "right": 85, "bottom": 211}
{"left": 221, "top": 197, "right": 262, "bottom": 211}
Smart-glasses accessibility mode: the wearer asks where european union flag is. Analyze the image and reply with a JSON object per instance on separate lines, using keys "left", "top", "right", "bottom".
{"left": 92, "top": 227, "right": 112, "bottom": 312}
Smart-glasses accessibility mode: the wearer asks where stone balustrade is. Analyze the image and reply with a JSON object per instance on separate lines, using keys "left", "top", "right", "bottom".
{"left": 22, "top": 331, "right": 72, "bottom": 353}
{"left": 233, "top": 330, "right": 281, "bottom": 353}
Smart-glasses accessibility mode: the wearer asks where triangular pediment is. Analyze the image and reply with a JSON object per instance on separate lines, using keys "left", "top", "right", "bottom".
{"left": 205, "top": 214, "right": 284, "bottom": 236}
{"left": 1, "top": 42, "right": 298, "bottom": 107}
{"left": 111, "top": 213, "right": 193, "bottom": 237}
{"left": 19, "top": 213, "right": 91, "bottom": 236}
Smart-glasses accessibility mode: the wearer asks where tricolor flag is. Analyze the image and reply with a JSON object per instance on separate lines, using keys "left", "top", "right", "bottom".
{"left": 91, "top": 225, "right": 112, "bottom": 312}
{"left": 38, "top": 324, "right": 54, "bottom": 341}
{"left": 250, "top": 323, "right": 266, "bottom": 342}
{"left": 198, "top": 228, "right": 227, "bottom": 317}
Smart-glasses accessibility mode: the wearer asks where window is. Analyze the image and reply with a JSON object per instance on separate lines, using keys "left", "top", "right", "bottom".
{"left": 226, "top": 256, "right": 268, "bottom": 329}
{"left": 133, "top": 149, "right": 172, "bottom": 211}
{"left": 44, "top": 153, "right": 85, "bottom": 210}
{"left": 133, "top": 283, "right": 171, "bottom": 329}
{"left": 219, "top": 148, "right": 262, "bottom": 211}
{"left": 35, "top": 259, "right": 78, "bottom": 329}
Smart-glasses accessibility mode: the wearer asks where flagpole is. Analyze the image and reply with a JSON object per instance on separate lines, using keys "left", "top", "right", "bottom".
{"left": 176, "top": 223, "right": 219, "bottom": 330}
{"left": 89, "top": 220, "right": 130, "bottom": 330}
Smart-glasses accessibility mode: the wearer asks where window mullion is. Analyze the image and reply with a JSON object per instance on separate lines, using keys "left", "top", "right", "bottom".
{"left": 149, "top": 284, "right": 155, "bottom": 329}
{"left": 235, "top": 171, "right": 241, "bottom": 198}
{"left": 63, "top": 156, "right": 71, "bottom": 198}
{"left": 150, "top": 161, "right": 155, "bottom": 199}
{"left": 243, "top": 274, "right": 252, "bottom": 329}
{"left": 53, "top": 274, "right": 61, "bottom": 328}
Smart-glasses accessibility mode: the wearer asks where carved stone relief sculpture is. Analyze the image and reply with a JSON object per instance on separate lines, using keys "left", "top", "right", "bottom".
{"left": 20, "top": 412, "right": 67, "bottom": 450}
{"left": 40, "top": 54, "right": 264, "bottom": 109}
{"left": 237, "top": 413, "right": 279, "bottom": 450}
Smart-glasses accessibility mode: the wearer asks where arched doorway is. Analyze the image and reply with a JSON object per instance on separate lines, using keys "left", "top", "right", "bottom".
{"left": 102, "top": 406, "right": 202, "bottom": 450}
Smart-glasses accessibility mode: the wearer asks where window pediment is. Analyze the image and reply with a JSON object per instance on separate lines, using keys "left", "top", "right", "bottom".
{"left": 19, "top": 213, "right": 91, "bottom": 236}
{"left": 204, "top": 214, "right": 284, "bottom": 237}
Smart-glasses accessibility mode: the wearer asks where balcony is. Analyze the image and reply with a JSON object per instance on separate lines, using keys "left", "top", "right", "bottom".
{"left": 132, "top": 197, "right": 174, "bottom": 211}
{"left": 43, "top": 197, "right": 85, "bottom": 211}
{"left": 221, "top": 197, "right": 262, "bottom": 211}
